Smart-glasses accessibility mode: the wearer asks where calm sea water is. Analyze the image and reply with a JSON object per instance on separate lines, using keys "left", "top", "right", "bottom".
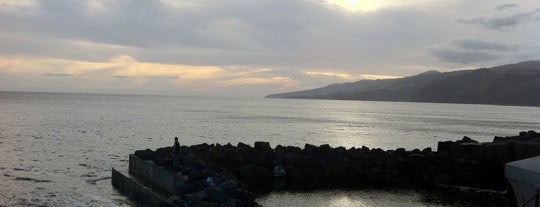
{"left": 0, "top": 91, "right": 538, "bottom": 206}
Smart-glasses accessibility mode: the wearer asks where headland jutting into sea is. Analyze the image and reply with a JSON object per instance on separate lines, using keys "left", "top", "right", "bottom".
{"left": 112, "top": 131, "right": 540, "bottom": 207}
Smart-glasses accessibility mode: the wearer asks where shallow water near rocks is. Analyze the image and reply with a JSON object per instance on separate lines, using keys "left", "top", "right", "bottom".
{"left": 1, "top": 91, "right": 538, "bottom": 206}
{"left": 257, "top": 189, "right": 473, "bottom": 207}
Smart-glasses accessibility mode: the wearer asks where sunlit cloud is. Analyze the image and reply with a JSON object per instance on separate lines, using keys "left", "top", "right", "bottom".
{"left": 108, "top": 55, "right": 223, "bottom": 79}
{"left": 213, "top": 76, "right": 297, "bottom": 87}
{"left": 325, "top": 0, "right": 443, "bottom": 12}
{"left": 0, "top": 55, "right": 298, "bottom": 95}
{"left": 64, "top": 39, "right": 137, "bottom": 51}
{"left": 0, "top": 0, "right": 538, "bottom": 96}
{"left": 0, "top": 55, "right": 223, "bottom": 79}
{"left": 326, "top": 0, "right": 379, "bottom": 12}
{"left": 0, "top": 0, "right": 36, "bottom": 9}
{"left": 303, "top": 70, "right": 400, "bottom": 80}
{"left": 43, "top": 73, "right": 75, "bottom": 77}
{"left": 85, "top": 0, "right": 107, "bottom": 11}
{"left": 196, "top": 66, "right": 298, "bottom": 90}
{"left": 160, "top": 0, "right": 202, "bottom": 9}
{"left": 360, "top": 74, "right": 402, "bottom": 80}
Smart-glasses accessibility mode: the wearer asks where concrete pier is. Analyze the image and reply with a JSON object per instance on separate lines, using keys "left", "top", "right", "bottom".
{"left": 129, "top": 154, "right": 187, "bottom": 194}
{"left": 112, "top": 152, "right": 259, "bottom": 206}
{"left": 505, "top": 156, "right": 540, "bottom": 207}
{"left": 111, "top": 168, "right": 169, "bottom": 206}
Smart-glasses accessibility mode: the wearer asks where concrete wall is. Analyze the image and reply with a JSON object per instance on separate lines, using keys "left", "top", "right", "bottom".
{"left": 505, "top": 156, "right": 540, "bottom": 207}
{"left": 111, "top": 168, "right": 167, "bottom": 207}
{"left": 129, "top": 154, "right": 186, "bottom": 194}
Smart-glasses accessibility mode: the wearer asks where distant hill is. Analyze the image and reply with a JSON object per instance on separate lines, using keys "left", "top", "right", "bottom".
{"left": 266, "top": 61, "right": 540, "bottom": 106}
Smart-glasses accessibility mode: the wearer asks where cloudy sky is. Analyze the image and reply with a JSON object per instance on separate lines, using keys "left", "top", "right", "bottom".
{"left": 0, "top": 0, "right": 539, "bottom": 97}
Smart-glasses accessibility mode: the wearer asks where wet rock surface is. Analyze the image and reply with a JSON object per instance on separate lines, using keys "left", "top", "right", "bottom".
{"left": 130, "top": 131, "right": 540, "bottom": 207}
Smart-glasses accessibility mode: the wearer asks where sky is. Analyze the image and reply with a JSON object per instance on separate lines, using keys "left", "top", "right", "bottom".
{"left": 0, "top": 0, "right": 539, "bottom": 97}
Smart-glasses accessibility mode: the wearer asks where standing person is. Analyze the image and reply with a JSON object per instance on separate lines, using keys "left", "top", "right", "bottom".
{"left": 173, "top": 137, "right": 180, "bottom": 154}
{"left": 172, "top": 137, "right": 181, "bottom": 170}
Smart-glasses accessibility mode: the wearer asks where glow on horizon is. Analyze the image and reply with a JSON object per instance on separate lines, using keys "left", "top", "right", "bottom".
{"left": 304, "top": 70, "right": 401, "bottom": 80}
{"left": 0, "top": 55, "right": 222, "bottom": 79}
{"left": 0, "top": 55, "right": 297, "bottom": 93}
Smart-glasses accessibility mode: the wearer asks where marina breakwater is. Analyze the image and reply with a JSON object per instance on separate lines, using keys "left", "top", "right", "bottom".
{"left": 112, "top": 130, "right": 540, "bottom": 207}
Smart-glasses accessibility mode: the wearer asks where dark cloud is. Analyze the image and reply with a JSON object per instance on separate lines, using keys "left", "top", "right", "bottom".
{"left": 451, "top": 37, "right": 516, "bottom": 51}
{"left": 456, "top": 9, "right": 540, "bottom": 30}
{"left": 0, "top": 0, "right": 451, "bottom": 70}
{"left": 427, "top": 46, "right": 501, "bottom": 64}
{"left": 495, "top": 4, "right": 517, "bottom": 11}
{"left": 427, "top": 37, "right": 519, "bottom": 64}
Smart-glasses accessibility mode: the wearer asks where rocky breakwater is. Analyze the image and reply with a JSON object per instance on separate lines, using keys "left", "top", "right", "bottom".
{"left": 133, "top": 147, "right": 259, "bottom": 207}
{"left": 127, "top": 131, "right": 540, "bottom": 207}
{"left": 438, "top": 130, "right": 540, "bottom": 187}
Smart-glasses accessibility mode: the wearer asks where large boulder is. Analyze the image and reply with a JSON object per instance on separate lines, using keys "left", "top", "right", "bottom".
{"left": 462, "top": 143, "right": 483, "bottom": 159}
{"left": 205, "top": 187, "right": 231, "bottom": 204}
{"left": 437, "top": 141, "right": 453, "bottom": 153}
{"left": 523, "top": 141, "right": 540, "bottom": 158}
{"left": 459, "top": 136, "right": 479, "bottom": 144}
{"left": 303, "top": 144, "right": 317, "bottom": 154}
{"left": 134, "top": 149, "right": 155, "bottom": 160}
{"left": 236, "top": 164, "right": 258, "bottom": 179}
{"left": 254, "top": 141, "right": 271, "bottom": 152}
{"left": 323, "top": 162, "right": 347, "bottom": 178}
{"left": 482, "top": 142, "right": 512, "bottom": 165}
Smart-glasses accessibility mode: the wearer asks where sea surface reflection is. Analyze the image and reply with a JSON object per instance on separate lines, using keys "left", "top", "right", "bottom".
{"left": 0, "top": 92, "right": 537, "bottom": 206}
{"left": 257, "top": 189, "right": 471, "bottom": 207}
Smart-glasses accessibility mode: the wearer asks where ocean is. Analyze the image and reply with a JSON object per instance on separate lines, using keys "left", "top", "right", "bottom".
{"left": 0, "top": 91, "right": 538, "bottom": 206}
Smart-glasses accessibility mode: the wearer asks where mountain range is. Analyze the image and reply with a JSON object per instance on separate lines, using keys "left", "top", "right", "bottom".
{"left": 266, "top": 61, "right": 540, "bottom": 106}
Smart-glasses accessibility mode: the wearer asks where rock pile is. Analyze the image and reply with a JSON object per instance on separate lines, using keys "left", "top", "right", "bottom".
{"left": 135, "top": 148, "right": 259, "bottom": 207}
{"left": 438, "top": 130, "right": 540, "bottom": 164}
{"left": 130, "top": 131, "right": 540, "bottom": 207}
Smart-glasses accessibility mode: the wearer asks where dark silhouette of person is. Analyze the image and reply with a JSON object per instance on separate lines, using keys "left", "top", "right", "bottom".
{"left": 173, "top": 137, "right": 180, "bottom": 154}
